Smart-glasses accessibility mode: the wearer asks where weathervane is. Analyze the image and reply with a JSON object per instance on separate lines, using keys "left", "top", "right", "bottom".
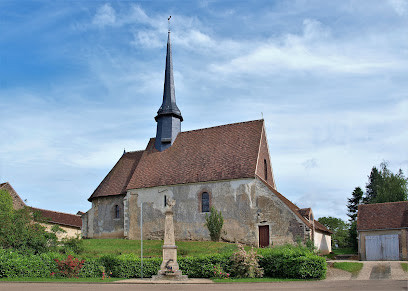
{"left": 168, "top": 15, "right": 171, "bottom": 32}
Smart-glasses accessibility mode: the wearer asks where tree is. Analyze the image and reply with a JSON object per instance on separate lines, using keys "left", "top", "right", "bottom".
{"left": 318, "top": 216, "right": 349, "bottom": 248}
{"left": 364, "top": 167, "right": 382, "bottom": 203}
{"left": 0, "top": 189, "right": 58, "bottom": 254}
{"left": 347, "top": 187, "right": 363, "bottom": 222}
{"left": 205, "top": 206, "right": 224, "bottom": 241}
{"left": 364, "top": 163, "right": 407, "bottom": 204}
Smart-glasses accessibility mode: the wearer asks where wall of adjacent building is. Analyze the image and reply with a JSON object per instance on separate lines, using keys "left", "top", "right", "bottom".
{"left": 314, "top": 230, "right": 331, "bottom": 254}
{"left": 40, "top": 223, "right": 81, "bottom": 240}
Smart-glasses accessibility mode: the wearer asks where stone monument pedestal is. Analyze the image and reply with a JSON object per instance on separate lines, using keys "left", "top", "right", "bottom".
{"left": 152, "top": 199, "right": 188, "bottom": 281}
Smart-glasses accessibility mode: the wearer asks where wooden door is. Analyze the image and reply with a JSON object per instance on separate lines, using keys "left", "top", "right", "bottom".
{"left": 259, "top": 225, "right": 269, "bottom": 248}
{"left": 365, "top": 234, "right": 399, "bottom": 260}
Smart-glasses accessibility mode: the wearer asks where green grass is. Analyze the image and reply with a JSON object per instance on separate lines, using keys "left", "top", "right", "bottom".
{"left": 0, "top": 277, "right": 122, "bottom": 283}
{"left": 325, "top": 248, "right": 357, "bottom": 259}
{"left": 401, "top": 263, "right": 408, "bottom": 272}
{"left": 333, "top": 262, "right": 363, "bottom": 276}
{"left": 82, "top": 239, "right": 238, "bottom": 258}
{"left": 212, "top": 277, "right": 310, "bottom": 283}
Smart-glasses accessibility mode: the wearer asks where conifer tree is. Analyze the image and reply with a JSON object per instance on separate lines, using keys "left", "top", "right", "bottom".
{"left": 347, "top": 187, "right": 363, "bottom": 222}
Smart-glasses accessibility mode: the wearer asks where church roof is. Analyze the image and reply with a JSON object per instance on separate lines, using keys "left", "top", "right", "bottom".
{"left": 88, "top": 150, "right": 144, "bottom": 201}
{"left": 89, "top": 119, "right": 264, "bottom": 200}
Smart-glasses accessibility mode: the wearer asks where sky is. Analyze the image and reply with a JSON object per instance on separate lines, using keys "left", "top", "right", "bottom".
{"left": 0, "top": 0, "right": 407, "bottom": 221}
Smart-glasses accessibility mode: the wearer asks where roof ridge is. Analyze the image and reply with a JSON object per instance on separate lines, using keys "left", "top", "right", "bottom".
{"left": 179, "top": 119, "right": 264, "bottom": 135}
{"left": 124, "top": 150, "right": 145, "bottom": 154}
{"left": 359, "top": 201, "right": 408, "bottom": 207}
{"left": 29, "top": 206, "right": 81, "bottom": 216}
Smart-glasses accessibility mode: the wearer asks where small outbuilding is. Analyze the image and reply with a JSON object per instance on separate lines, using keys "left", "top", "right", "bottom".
{"left": 357, "top": 201, "right": 408, "bottom": 261}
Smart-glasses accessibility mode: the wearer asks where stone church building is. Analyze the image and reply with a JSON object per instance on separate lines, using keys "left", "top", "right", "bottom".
{"left": 81, "top": 31, "right": 331, "bottom": 253}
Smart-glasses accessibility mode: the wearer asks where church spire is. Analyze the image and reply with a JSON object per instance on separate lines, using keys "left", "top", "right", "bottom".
{"left": 155, "top": 20, "right": 183, "bottom": 152}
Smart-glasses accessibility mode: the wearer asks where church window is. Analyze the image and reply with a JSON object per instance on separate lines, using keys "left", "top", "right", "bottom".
{"left": 164, "top": 195, "right": 167, "bottom": 207}
{"left": 201, "top": 192, "right": 210, "bottom": 213}
{"left": 114, "top": 205, "right": 120, "bottom": 219}
{"left": 264, "top": 159, "right": 268, "bottom": 180}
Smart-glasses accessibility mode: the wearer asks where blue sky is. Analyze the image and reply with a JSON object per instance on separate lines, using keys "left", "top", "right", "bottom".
{"left": 1, "top": 0, "right": 407, "bottom": 221}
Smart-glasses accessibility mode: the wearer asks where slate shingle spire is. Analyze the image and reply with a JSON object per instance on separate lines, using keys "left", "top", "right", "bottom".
{"left": 155, "top": 29, "right": 183, "bottom": 152}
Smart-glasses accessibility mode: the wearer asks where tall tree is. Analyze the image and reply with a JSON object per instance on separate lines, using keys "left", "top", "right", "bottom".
{"left": 347, "top": 187, "right": 363, "bottom": 222}
{"left": 318, "top": 216, "right": 349, "bottom": 248}
{"left": 364, "top": 166, "right": 382, "bottom": 203}
{"left": 364, "top": 163, "right": 407, "bottom": 204}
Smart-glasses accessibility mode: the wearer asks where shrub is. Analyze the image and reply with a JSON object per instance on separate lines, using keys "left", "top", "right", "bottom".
{"left": 205, "top": 207, "right": 224, "bottom": 241}
{"left": 0, "top": 190, "right": 58, "bottom": 254}
{"left": 60, "top": 236, "right": 84, "bottom": 254}
{"left": 54, "top": 255, "right": 85, "bottom": 278}
{"left": 178, "top": 253, "right": 230, "bottom": 278}
{"left": 230, "top": 243, "right": 263, "bottom": 278}
{"left": 110, "top": 254, "right": 161, "bottom": 278}
{"left": 212, "top": 263, "right": 230, "bottom": 279}
{"left": 257, "top": 245, "right": 326, "bottom": 279}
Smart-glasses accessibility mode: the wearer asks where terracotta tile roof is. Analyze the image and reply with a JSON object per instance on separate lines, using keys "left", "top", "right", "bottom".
{"left": 88, "top": 120, "right": 265, "bottom": 201}
{"left": 314, "top": 220, "right": 333, "bottom": 235}
{"left": 357, "top": 201, "right": 408, "bottom": 231}
{"left": 30, "top": 207, "right": 82, "bottom": 228}
{"left": 298, "top": 208, "right": 311, "bottom": 218}
{"left": 88, "top": 150, "right": 144, "bottom": 201}
{"left": 127, "top": 120, "right": 264, "bottom": 190}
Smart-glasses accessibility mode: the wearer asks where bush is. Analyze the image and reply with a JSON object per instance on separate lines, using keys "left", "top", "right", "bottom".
{"left": 60, "top": 236, "right": 84, "bottom": 254}
{"left": 230, "top": 243, "right": 263, "bottom": 278}
{"left": 110, "top": 254, "right": 161, "bottom": 278}
{"left": 54, "top": 255, "right": 85, "bottom": 278}
{"left": 205, "top": 207, "right": 224, "bottom": 241}
{"left": 0, "top": 190, "right": 58, "bottom": 254}
{"left": 178, "top": 254, "right": 230, "bottom": 278}
{"left": 257, "top": 245, "right": 326, "bottom": 279}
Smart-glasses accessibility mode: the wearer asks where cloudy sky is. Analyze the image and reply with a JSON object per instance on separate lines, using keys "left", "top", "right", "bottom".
{"left": 1, "top": 0, "right": 407, "bottom": 221}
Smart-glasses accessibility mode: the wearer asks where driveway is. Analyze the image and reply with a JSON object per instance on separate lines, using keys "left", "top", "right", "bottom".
{"left": 326, "top": 260, "right": 407, "bottom": 280}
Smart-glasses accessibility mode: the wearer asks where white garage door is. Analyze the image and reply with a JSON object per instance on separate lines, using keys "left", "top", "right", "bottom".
{"left": 365, "top": 234, "right": 399, "bottom": 261}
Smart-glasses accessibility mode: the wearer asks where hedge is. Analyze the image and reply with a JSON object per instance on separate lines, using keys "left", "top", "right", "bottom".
{"left": 258, "top": 245, "right": 326, "bottom": 279}
{"left": 0, "top": 245, "right": 326, "bottom": 279}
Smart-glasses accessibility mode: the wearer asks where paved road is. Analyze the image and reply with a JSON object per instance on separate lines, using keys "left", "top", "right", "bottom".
{"left": 0, "top": 280, "right": 407, "bottom": 291}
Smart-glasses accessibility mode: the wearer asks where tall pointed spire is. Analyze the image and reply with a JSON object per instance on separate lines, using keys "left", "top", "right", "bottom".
{"left": 155, "top": 30, "right": 183, "bottom": 120}
{"left": 155, "top": 21, "right": 183, "bottom": 152}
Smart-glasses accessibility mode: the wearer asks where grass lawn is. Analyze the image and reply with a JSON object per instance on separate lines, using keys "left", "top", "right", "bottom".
{"left": 401, "top": 263, "right": 408, "bottom": 272}
{"left": 212, "top": 277, "right": 311, "bottom": 283}
{"left": 333, "top": 262, "right": 363, "bottom": 276}
{"left": 0, "top": 277, "right": 122, "bottom": 283}
{"left": 325, "top": 248, "right": 357, "bottom": 259}
{"left": 82, "top": 239, "right": 239, "bottom": 258}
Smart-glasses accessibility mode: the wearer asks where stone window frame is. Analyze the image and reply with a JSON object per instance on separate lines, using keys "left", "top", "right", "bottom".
{"left": 197, "top": 189, "right": 212, "bottom": 213}
{"left": 114, "top": 204, "right": 120, "bottom": 219}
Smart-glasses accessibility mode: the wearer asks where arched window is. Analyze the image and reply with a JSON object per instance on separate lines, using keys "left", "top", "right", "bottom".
{"left": 201, "top": 192, "right": 210, "bottom": 213}
{"left": 264, "top": 159, "right": 268, "bottom": 181}
{"left": 114, "top": 205, "right": 120, "bottom": 219}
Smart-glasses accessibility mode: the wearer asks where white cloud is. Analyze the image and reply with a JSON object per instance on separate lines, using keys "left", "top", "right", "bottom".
{"left": 388, "top": 0, "right": 408, "bottom": 15}
{"left": 93, "top": 3, "right": 116, "bottom": 27}
{"left": 210, "top": 18, "right": 401, "bottom": 75}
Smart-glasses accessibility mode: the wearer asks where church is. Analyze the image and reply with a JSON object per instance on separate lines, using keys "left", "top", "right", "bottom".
{"left": 81, "top": 30, "right": 331, "bottom": 253}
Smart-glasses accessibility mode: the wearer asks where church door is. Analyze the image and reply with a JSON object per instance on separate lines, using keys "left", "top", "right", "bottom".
{"left": 258, "top": 225, "right": 269, "bottom": 248}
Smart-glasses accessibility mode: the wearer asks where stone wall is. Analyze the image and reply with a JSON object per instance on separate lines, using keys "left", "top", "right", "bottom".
{"left": 82, "top": 195, "right": 125, "bottom": 238}
{"left": 41, "top": 223, "right": 81, "bottom": 240}
{"left": 126, "top": 177, "right": 308, "bottom": 246}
